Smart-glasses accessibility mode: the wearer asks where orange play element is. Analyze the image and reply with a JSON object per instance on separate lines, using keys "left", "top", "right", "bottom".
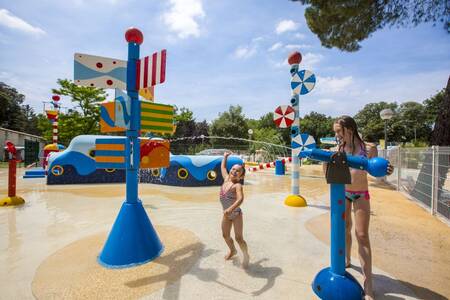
{"left": 46, "top": 110, "right": 58, "bottom": 120}
{"left": 95, "top": 156, "right": 125, "bottom": 163}
{"left": 139, "top": 86, "right": 154, "bottom": 101}
{"left": 140, "top": 139, "right": 170, "bottom": 168}
{"left": 95, "top": 143, "right": 125, "bottom": 151}
{"left": 100, "top": 102, "right": 126, "bottom": 133}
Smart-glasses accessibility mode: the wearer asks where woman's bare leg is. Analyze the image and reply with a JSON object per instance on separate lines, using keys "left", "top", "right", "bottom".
{"left": 345, "top": 200, "right": 353, "bottom": 267}
{"left": 353, "top": 199, "right": 373, "bottom": 299}
{"left": 222, "top": 216, "right": 237, "bottom": 260}
{"left": 232, "top": 213, "right": 249, "bottom": 268}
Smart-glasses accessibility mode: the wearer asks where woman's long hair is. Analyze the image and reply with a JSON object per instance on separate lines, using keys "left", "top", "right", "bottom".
{"left": 334, "top": 115, "right": 366, "bottom": 155}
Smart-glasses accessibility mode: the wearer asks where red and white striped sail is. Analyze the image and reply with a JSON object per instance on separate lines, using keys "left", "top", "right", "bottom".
{"left": 136, "top": 49, "right": 166, "bottom": 89}
{"left": 273, "top": 105, "right": 295, "bottom": 128}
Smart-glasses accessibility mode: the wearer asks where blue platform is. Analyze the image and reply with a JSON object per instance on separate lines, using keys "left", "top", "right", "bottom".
{"left": 23, "top": 167, "right": 46, "bottom": 179}
{"left": 312, "top": 267, "right": 364, "bottom": 300}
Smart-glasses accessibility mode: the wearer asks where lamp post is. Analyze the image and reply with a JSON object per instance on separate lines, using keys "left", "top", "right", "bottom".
{"left": 380, "top": 108, "right": 394, "bottom": 150}
{"left": 248, "top": 129, "right": 253, "bottom": 161}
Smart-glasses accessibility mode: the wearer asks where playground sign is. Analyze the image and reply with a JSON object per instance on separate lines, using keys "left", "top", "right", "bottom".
{"left": 291, "top": 132, "right": 316, "bottom": 158}
{"left": 94, "top": 137, "right": 170, "bottom": 169}
{"left": 95, "top": 138, "right": 126, "bottom": 169}
{"left": 74, "top": 28, "right": 168, "bottom": 268}
{"left": 74, "top": 53, "right": 127, "bottom": 89}
{"left": 291, "top": 69, "right": 316, "bottom": 95}
{"left": 140, "top": 101, "right": 174, "bottom": 134}
{"left": 139, "top": 86, "right": 154, "bottom": 101}
{"left": 273, "top": 105, "right": 295, "bottom": 128}
{"left": 136, "top": 50, "right": 167, "bottom": 89}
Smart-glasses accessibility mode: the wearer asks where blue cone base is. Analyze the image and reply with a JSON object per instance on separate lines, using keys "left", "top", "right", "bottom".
{"left": 98, "top": 199, "right": 164, "bottom": 268}
{"left": 312, "top": 267, "right": 364, "bottom": 300}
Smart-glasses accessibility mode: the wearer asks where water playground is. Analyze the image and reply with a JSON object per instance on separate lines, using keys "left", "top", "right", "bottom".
{"left": 1, "top": 28, "right": 449, "bottom": 300}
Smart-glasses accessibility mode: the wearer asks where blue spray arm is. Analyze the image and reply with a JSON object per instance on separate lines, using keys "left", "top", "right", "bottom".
{"left": 301, "top": 148, "right": 389, "bottom": 177}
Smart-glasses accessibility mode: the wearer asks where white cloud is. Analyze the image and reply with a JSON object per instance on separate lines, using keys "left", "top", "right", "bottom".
{"left": 317, "top": 76, "right": 353, "bottom": 93}
{"left": 233, "top": 45, "right": 257, "bottom": 59}
{"left": 268, "top": 42, "right": 283, "bottom": 52}
{"left": 293, "top": 32, "right": 306, "bottom": 39}
{"left": 272, "top": 58, "right": 289, "bottom": 68}
{"left": 317, "top": 98, "right": 337, "bottom": 105}
{"left": 302, "top": 52, "right": 324, "bottom": 68}
{"left": 0, "top": 9, "right": 46, "bottom": 37}
{"left": 285, "top": 44, "right": 312, "bottom": 50}
{"left": 162, "top": 0, "right": 205, "bottom": 39}
{"left": 275, "top": 20, "right": 299, "bottom": 34}
{"left": 232, "top": 37, "right": 264, "bottom": 59}
{"left": 252, "top": 36, "right": 264, "bottom": 43}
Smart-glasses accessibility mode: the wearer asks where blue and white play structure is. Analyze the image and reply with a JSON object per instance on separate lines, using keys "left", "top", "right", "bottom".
{"left": 300, "top": 147, "right": 389, "bottom": 300}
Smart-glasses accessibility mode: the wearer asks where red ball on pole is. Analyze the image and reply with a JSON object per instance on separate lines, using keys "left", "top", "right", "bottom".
{"left": 52, "top": 95, "right": 60, "bottom": 101}
{"left": 288, "top": 51, "right": 302, "bottom": 65}
{"left": 125, "top": 28, "right": 144, "bottom": 45}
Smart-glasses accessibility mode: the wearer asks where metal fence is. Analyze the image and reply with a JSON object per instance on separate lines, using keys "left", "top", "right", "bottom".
{"left": 379, "top": 146, "right": 450, "bottom": 224}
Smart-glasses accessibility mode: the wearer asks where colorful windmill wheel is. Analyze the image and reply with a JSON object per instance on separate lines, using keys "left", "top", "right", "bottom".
{"left": 273, "top": 105, "right": 295, "bottom": 128}
{"left": 292, "top": 133, "right": 316, "bottom": 158}
{"left": 291, "top": 70, "right": 316, "bottom": 95}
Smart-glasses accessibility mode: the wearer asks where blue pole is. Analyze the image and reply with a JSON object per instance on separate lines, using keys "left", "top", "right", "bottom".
{"left": 126, "top": 41, "right": 140, "bottom": 204}
{"left": 330, "top": 183, "right": 345, "bottom": 275}
{"left": 98, "top": 28, "right": 163, "bottom": 268}
{"left": 308, "top": 148, "right": 391, "bottom": 299}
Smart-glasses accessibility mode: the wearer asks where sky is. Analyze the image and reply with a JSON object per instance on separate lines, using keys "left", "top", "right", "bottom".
{"left": 0, "top": 0, "right": 449, "bottom": 122}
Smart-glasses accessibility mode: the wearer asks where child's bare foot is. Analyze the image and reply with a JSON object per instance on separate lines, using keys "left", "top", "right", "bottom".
{"left": 346, "top": 258, "right": 351, "bottom": 268}
{"left": 242, "top": 251, "right": 250, "bottom": 268}
{"left": 224, "top": 249, "right": 237, "bottom": 260}
{"left": 364, "top": 294, "right": 375, "bottom": 300}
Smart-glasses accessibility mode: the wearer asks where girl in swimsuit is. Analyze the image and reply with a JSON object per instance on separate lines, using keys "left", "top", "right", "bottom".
{"left": 220, "top": 152, "right": 250, "bottom": 268}
{"left": 332, "top": 115, "right": 393, "bottom": 300}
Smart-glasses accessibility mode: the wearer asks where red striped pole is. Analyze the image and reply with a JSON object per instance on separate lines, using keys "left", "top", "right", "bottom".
{"left": 52, "top": 113, "right": 58, "bottom": 144}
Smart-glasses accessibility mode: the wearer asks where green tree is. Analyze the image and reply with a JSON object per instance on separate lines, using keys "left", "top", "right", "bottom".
{"left": 300, "top": 111, "right": 334, "bottom": 145}
{"left": 22, "top": 104, "right": 40, "bottom": 136}
{"left": 52, "top": 79, "right": 106, "bottom": 135}
{"left": 173, "top": 106, "right": 196, "bottom": 138}
{"left": 0, "top": 82, "right": 28, "bottom": 132}
{"left": 37, "top": 79, "right": 106, "bottom": 145}
{"left": 170, "top": 107, "right": 211, "bottom": 154}
{"left": 423, "top": 89, "right": 445, "bottom": 125}
{"left": 37, "top": 110, "right": 88, "bottom": 145}
{"left": 353, "top": 102, "right": 399, "bottom": 143}
{"left": 430, "top": 78, "right": 450, "bottom": 146}
{"left": 258, "top": 112, "right": 277, "bottom": 129}
{"left": 395, "top": 101, "right": 430, "bottom": 144}
{"left": 291, "top": 0, "right": 448, "bottom": 52}
{"left": 210, "top": 105, "right": 249, "bottom": 149}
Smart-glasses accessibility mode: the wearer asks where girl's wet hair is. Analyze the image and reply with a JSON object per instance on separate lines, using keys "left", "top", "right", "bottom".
{"left": 334, "top": 115, "right": 366, "bottom": 155}
{"left": 240, "top": 165, "right": 246, "bottom": 177}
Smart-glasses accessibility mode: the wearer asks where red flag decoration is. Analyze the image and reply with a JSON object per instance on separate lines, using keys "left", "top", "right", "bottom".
{"left": 136, "top": 49, "right": 166, "bottom": 89}
{"left": 273, "top": 105, "right": 295, "bottom": 128}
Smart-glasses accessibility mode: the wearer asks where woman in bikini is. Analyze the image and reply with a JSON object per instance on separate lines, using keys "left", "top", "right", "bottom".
{"left": 332, "top": 115, "right": 393, "bottom": 300}
{"left": 220, "top": 152, "right": 250, "bottom": 268}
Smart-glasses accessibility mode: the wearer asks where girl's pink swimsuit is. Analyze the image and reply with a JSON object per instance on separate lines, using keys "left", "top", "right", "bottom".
{"left": 345, "top": 144, "right": 370, "bottom": 202}
{"left": 220, "top": 183, "right": 242, "bottom": 220}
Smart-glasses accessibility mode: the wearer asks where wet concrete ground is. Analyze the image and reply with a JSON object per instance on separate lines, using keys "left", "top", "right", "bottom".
{"left": 0, "top": 165, "right": 449, "bottom": 299}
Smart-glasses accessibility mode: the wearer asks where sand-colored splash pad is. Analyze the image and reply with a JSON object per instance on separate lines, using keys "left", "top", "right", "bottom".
{"left": 32, "top": 226, "right": 202, "bottom": 299}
